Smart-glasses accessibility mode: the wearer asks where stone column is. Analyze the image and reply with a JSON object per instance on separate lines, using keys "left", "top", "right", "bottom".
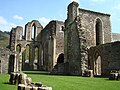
{"left": 48, "top": 36, "right": 56, "bottom": 71}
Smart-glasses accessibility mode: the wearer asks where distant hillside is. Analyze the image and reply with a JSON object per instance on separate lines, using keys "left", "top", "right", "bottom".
{"left": 0, "top": 30, "right": 10, "bottom": 48}
{"left": 112, "top": 33, "right": 120, "bottom": 42}
{"left": 0, "top": 30, "right": 120, "bottom": 48}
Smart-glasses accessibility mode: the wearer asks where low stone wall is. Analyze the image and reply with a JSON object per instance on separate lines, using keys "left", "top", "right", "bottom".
{"left": 18, "top": 84, "right": 52, "bottom": 90}
{"left": 9, "top": 72, "right": 52, "bottom": 90}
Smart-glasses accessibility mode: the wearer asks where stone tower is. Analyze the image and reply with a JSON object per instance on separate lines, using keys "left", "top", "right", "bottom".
{"left": 64, "top": 2, "right": 88, "bottom": 75}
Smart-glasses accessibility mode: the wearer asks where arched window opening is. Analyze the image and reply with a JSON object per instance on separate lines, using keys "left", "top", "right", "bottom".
{"left": 94, "top": 56, "right": 101, "bottom": 76}
{"left": 57, "top": 53, "right": 64, "bottom": 64}
{"left": 16, "top": 45, "right": 21, "bottom": 53}
{"left": 96, "top": 19, "right": 102, "bottom": 46}
{"left": 32, "top": 24, "right": 36, "bottom": 40}
{"left": 25, "top": 45, "right": 30, "bottom": 63}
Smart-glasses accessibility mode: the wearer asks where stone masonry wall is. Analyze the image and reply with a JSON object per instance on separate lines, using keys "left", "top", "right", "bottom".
{"left": 79, "top": 8, "right": 111, "bottom": 48}
{"left": 0, "top": 48, "right": 10, "bottom": 73}
{"left": 88, "top": 41, "right": 120, "bottom": 76}
{"left": 40, "top": 20, "right": 64, "bottom": 71}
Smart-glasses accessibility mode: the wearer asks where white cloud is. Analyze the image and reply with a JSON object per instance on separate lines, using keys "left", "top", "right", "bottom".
{"left": 38, "top": 17, "right": 51, "bottom": 27}
{"left": 71, "top": 0, "right": 78, "bottom": 2}
{"left": 0, "top": 16, "right": 7, "bottom": 25}
{"left": 0, "top": 16, "right": 17, "bottom": 31}
{"left": 113, "top": 4, "right": 120, "bottom": 10}
{"left": 13, "top": 15, "right": 23, "bottom": 21}
{"left": 89, "top": 0, "right": 105, "bottom": 2}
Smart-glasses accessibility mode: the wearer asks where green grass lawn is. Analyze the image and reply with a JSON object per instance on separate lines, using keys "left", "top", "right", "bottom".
{"left": 0, "top": 74, "right": 17, "bottom": 90}
{"left": 0, "top": 71, "right": 120, "bottom": 90}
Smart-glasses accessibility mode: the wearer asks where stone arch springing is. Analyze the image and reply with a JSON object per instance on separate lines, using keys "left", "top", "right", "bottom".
{"left": 16, "top": 44, "right": 21, "bottom": 53}
{"left": 95, "top": 18, "right": 103, "bottom": 46}
{"left": 94, "top": 51, "right": 102, "bottom": 76}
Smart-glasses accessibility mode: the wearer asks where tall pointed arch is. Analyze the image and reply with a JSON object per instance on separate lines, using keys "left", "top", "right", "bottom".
{"left": 31, "top": 23, "right": 36, "bottom": 40}
{"left": 95, "top": 18, "right": 103, "bottom": 45}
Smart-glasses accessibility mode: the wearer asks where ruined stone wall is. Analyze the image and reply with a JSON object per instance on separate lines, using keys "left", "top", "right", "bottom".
{"left": 64, "top": 2, "right": 88, "bottom": 75}
{"left": 88, "top": 41, "right": 120, "bottom": 76}
{"left": 56, "top": 21, "right": 64, "bottom": 60}
{"left": 112, "top": 33, "right": 120, "bottom": 41}
{"left": 40, "top": 20, "right": 64, "bottom": 71}
{"left": 0, "top": 48, "right": 10, "bottom": 73}
{"left": 9, "top": 20, "right": 43, "bottom": 72}
{"left": 79, "top": 8, "right": 111, "bottom": 48}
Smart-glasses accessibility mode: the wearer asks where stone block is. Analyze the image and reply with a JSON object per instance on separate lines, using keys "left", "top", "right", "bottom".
{"left": 25, "top": 86, "right": 32, "bottom": 90}
{"left": 26, "top": 77, "right": 32, "bottom": 85}
{"left": 38, "top": 86, "right": 52, "bottom": 90}
{"left": 32, "top": 86, "right": 38, "bottom": 90}
{"left": 18, "top": 84, "right": 25, "bottom": 90}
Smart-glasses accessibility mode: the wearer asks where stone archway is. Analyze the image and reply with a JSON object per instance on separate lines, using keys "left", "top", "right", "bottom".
{"left": 57, "top": 53, "right": 64, "bottom": 64}
{"left": 94, "top": 56, "right": 101, "bottom": 76}
{"left": 94, "top": 51, "right": 102, "bottom": 76}
{"left": 16, "top": 44, "right": 21, "bottom": 53}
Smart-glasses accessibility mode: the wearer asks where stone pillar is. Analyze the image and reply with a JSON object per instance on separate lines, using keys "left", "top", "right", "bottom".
{"left": 64, "top": 1, "right": 79, "bottom": 63}
{"left": 64, "top": 2, "right": 88, "bottom": 75}
{"left": 48, "top": 36, "right": 56, "bottom": 71}
{"left": 22, "top": 51, "right": 25, "bottom": 70}
{"left": 37, "top": 45, "right": 43, "bottom": 70}
{"left": 29, "top": 45, "right": 34, "bottom": 70}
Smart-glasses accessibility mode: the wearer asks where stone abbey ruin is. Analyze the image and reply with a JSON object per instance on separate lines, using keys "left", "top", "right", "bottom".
{"left": 0, "top": 1, "right": 120, "bottom": 77}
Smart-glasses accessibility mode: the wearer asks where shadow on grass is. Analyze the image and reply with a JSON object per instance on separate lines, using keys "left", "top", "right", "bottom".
{"left": 23, "top": 71, "right": 50, "bottom": 75}
{"left": 3, "top": 82, "right": 14, "bottom": 85}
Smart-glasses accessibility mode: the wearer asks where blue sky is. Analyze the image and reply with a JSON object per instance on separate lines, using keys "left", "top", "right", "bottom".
{"left": 0, "top": 0, "right": 120, "bottom": 33}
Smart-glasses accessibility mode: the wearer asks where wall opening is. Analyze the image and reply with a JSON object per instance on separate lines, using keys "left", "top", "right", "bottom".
{"left": 16, "top": 44, "right": 21, "bottom": 53}
{"left": 25, "top": 45, "right": 30, "bottom": 63}
{"left": 32, "top": 24, "right": 36, "bottom": 40}
{"left": 8, "top": 55, "right": 15, "bottom": 73}
{"left": 94, "top": 56, "right": 101, "bottom": 76}
{"left": 96, "top": 19, "right": 102, "bottom": 46}
{"left": 57, "top": 53, "right": 64, "bottom": 64}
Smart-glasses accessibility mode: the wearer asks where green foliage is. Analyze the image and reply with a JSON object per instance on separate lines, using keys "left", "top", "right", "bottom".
{"left": 0, "top": 30, "right": 9, "bottom": 48}
{"left": 1, "top": 71, "right": 120, "bottom": 90}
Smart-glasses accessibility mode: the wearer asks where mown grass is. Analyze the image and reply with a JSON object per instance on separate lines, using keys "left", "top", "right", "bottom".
{"left": 0, "top": 74, "right": 17, "bottom": 90}
{"left": 0, "top": 71, "right": 120, "bottom": 90}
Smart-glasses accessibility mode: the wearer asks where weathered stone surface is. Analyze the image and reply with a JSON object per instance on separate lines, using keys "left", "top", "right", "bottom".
{"left": 88, "top": 41, "right": 120, "bottom": 76}
{"left": 38, "top": 86, "right": 52, "bottom": 90}
{"left": 18, "top": 84, "right": 25, "bottom": 90}
{"left": 0, "top": 47, "right": 10, "bottom": 74}
{"left": 9, "top": 72, "right": 20, "bottom": 84}
{"left": 26, "top": 77, "right": 32, "bottom": 85}
{"left": 2, "top": 1, "right": 120, "bottom": 78}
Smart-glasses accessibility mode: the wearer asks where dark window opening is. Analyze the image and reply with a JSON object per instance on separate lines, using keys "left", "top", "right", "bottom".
{"left": 57, "top": 53, "right": 64, "bottom": 64}
{"left": 96, "top": 19, "right": 102, "bottom": 46}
